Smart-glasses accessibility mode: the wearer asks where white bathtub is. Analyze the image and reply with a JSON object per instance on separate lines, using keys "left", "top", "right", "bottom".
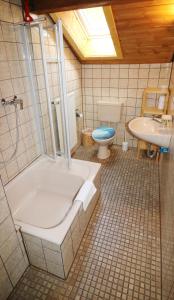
{"left": 5, "top": 156, "right": 101, "bottom": 278}
{"left": 6, "top": 155, "right": 100, "bottom": 244}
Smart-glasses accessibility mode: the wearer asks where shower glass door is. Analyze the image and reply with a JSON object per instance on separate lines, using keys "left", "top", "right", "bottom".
{"left": 21, "top": 19, "right": 71, "bottom": 166}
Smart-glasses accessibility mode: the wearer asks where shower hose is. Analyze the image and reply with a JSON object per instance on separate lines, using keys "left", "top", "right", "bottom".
{"left": 0, "top": 104, "right": 19, "bottom": 164}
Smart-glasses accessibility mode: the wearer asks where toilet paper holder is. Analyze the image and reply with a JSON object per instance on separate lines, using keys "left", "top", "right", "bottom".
{"left": 76, "top": 109, "right": 83, "bottom": 118}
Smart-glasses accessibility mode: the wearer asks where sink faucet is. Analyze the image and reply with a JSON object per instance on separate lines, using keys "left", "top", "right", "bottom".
{"left": 152, "top": 115, "right": 162, "bottom": 123}
{"left": 152, "top": 114, "right": 173, "bottom": 127}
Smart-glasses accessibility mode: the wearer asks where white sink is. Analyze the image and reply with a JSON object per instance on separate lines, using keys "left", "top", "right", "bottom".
{"left": 128, "top": 117, "right": 172, "bottom": 147}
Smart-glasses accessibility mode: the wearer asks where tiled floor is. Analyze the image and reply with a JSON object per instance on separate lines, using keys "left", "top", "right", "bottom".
{"left": 9, "top": 146, "right": 161, "bottom": 300}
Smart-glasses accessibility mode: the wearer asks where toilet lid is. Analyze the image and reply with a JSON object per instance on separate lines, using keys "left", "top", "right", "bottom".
{"left": 92, "top": 127, "right": 115, "bottom": 140}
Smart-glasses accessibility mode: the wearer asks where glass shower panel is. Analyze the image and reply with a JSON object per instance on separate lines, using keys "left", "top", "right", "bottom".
{"left": 55, "top": 21, "right": 71, "bottom": 167}
{"left": 15, "top": 19, "right": 71, "bottom": 165}
{"left": 16, "top": 23, "right": 54, "bottom": 158}
{"left": 37, "top": 20, "right": 71, "bottom": 167}
{"left": 30, "top": 24, "right": 56, "bottom": 157}
{"left": 42, "top": 26, "right": 65, "bottom": 156}
{"left": 14, "top": 24, "right": 45, "bottom": 159}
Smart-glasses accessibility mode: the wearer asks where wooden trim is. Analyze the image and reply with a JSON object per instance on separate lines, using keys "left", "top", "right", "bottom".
{"left": 81, "top": 58, "right": 170, "bottom": 64}
{"left": 62, "top": 25, "right": 85, "bottom": 61}
{"left": 103, "top": 6, "right": 123, "bottom": 59}
{"left": 143, "top": 87, "right": 169, "bottom": 94}
{"left": 49, "top": 14, "right": 81, "bottom": 62}
{"left": 63, "top": 36, "right": 81, "bottom": 62}
{"left": 50, "top": 11, "right": 86, "bottom": 60}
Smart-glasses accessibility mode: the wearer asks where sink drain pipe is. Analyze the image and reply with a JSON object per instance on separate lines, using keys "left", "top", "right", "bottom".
{"left": 146, "top": 143, "right": 157, "bottom": 159}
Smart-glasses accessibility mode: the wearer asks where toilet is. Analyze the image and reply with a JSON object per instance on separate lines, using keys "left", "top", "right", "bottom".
{"left": 92, "top": 102, "right": 122, "bottom": 159}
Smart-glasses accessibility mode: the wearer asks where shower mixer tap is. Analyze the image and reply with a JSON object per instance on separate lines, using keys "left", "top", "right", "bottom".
{"left": 1, "top": 95, "right": 23, "bottom": 110}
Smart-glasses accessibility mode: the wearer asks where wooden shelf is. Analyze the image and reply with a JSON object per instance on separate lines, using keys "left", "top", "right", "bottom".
{"left": 143, "top": 108, "right": 165, "bottom": 115}
{"left": 141, "top": 87, "right": 169, "bottom": 116}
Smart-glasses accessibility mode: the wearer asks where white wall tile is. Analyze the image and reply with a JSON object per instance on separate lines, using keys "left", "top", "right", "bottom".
{"left": 0, "top": 1, "right": 13, "bottom": 23}
{"left": 0, "top": 215, "right": 15, "bottom": 247}
{"left": 0, "top": 197, "right": 9, "bottom": 223}
{"left": 0, "top": 116, "right": 9, "bottom": 135}
{"left": 0, "top": 42, "right": 7, "bottom": 61}
{"left": 44, "top": 248, "right": 62, "bottom": 265}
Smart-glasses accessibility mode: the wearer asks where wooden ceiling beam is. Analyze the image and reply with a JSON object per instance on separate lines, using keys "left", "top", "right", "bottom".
{"left": 29, "top": 0, "right": 174, "bottom": 14}
{"left": 30, "top": 0, "right": 165, "bottom": 14}
{"left": 29, "top": 0, "right": 119, "bottom": 14}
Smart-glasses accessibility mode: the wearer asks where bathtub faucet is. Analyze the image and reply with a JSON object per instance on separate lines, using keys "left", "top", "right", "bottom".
{"left": 1, "top": 95, "right": 23, "bottom": 110}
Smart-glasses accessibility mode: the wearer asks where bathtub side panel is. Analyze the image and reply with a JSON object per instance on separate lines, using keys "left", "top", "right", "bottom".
{"left": 19, "top": 165, "right": 101, "bottom": 280}
{"left": 63, "top": 171, "right": 101, "bottom": 278}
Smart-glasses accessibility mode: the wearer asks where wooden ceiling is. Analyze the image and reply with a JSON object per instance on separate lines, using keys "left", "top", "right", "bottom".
{"left": 29, "top": 0, "right": 174, "bottom": 64}
{"left": 112, "top": 0, "right": 174, "bottom": 64}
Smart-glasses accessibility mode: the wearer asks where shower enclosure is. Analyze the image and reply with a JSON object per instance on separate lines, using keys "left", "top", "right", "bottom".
{"left": 4, "top": 16, "right": 102, "bottom": 280}
{"left": 19, "top": 18, "right": 72, "bottom": 167}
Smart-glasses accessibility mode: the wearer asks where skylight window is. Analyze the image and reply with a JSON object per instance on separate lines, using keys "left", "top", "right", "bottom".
{"left": 51, "top": 6, "right": 122, "bottom": 61}
{"left": 77, "top": 7, "right": 110, "bottom": 37}
{"left": 75, "top": 7, "right": 116, "bottom": 57}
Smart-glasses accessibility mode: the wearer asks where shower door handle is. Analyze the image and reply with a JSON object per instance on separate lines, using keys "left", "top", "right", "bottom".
{"left": 51, "top": 100, "right": 60, "bottom": 105}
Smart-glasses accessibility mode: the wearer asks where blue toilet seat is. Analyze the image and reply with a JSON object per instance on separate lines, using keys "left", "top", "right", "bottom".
{"left": 92, "top": 126, "right": 115, "bottom": 140}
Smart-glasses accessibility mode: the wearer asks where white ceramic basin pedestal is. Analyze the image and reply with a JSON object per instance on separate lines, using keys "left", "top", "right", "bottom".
{"left": 128, "top": 117, "right": 172, "bottom": 148}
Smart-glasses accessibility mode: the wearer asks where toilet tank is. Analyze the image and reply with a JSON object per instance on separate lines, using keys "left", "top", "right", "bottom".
{"left": 97, "top": 101, "right": 122, "bottom": 122}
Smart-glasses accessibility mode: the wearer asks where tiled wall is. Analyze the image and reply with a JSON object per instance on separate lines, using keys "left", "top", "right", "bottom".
{"left": 82, "top": 63, "right": 171, "bottom": 147}
{"left": 0, "top": 177, "right": 29, "bottom": 300}
{"left": 160, "top": 62, "right": 174, "bottom": 300}
{"left": 0, "top": 0, "right": 42, "bottom": 185}
{"left": 0, "top": 3, "right": 32, "bottom": 297}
